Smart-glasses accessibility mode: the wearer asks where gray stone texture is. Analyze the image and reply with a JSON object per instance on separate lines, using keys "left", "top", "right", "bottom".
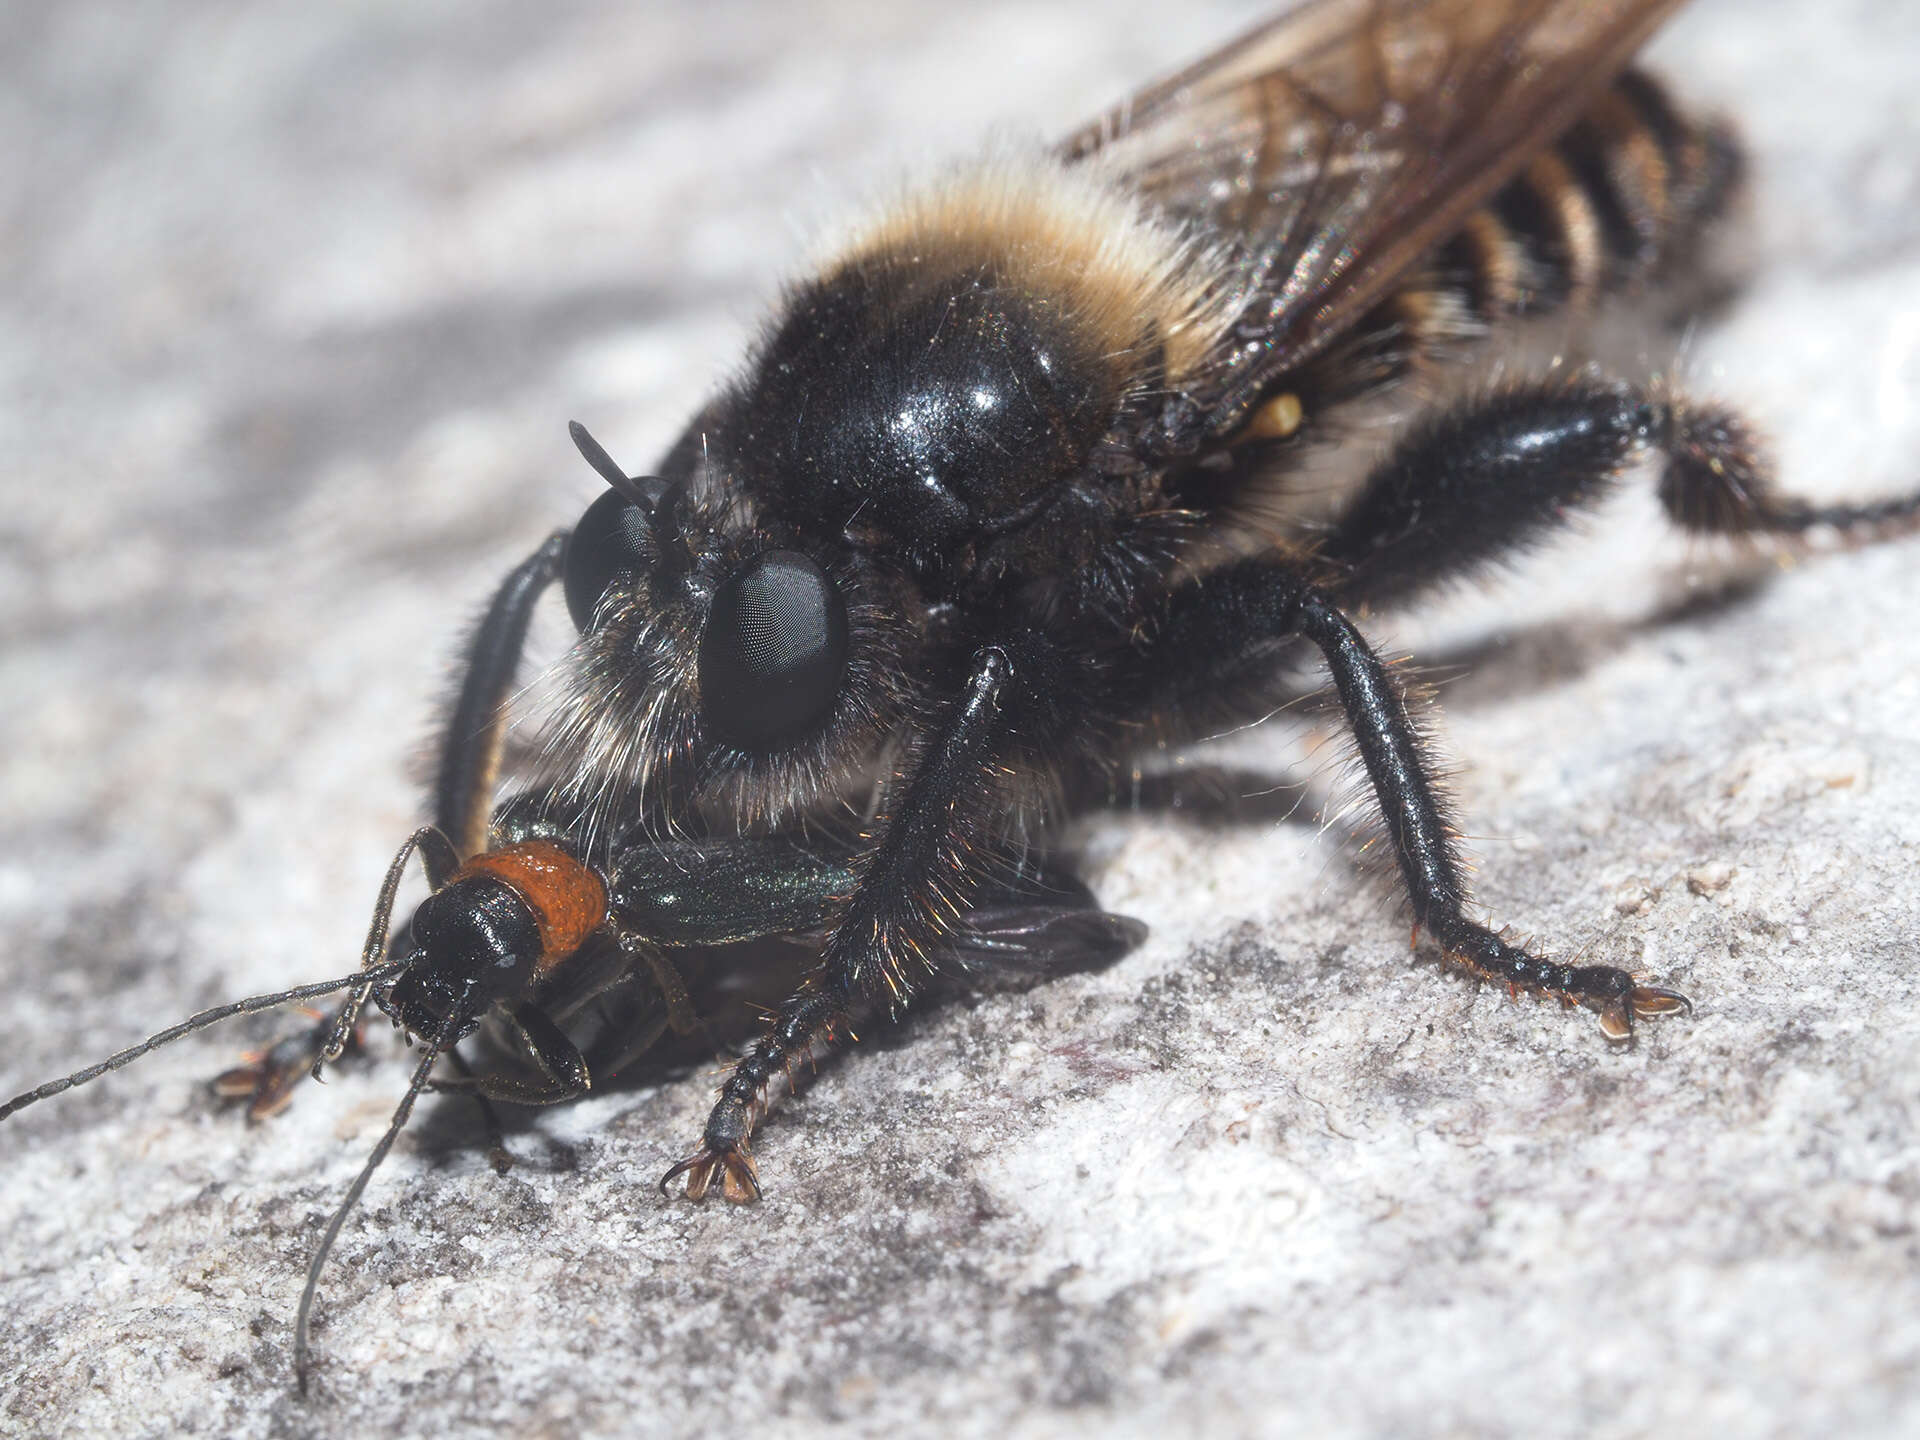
{"left": 3, "top": 2, "right": 1919, "bottom": 1436}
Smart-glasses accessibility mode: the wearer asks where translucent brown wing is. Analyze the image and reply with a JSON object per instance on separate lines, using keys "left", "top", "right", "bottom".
{"left": 1060, "top": 0, "right": 1689, "bottom": 386}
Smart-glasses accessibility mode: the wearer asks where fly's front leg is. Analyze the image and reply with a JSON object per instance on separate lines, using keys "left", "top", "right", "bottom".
{"left": 662, "top": 644, "right": 1041, "bottom": 1202}
{"left": 1128, "top": 561, "right": 1689, "bottom": 1039}
{"left": 331, "top": 538, "right": 574, "bottom": 1085}
{"left": 433, "top": 531, "right": 570, "bottom": 859}
{"left": 210, "top": 535, "right": 569, "bottom": 1118}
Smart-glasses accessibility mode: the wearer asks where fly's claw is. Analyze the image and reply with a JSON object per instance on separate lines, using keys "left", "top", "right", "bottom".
{"left": 1443, "top": 927, "right": 1693, "bottom": 1043}
{"left": 660, "top": 1145, "right": 761, "bottom": 1204}
{"left": 663, "top": 1044, "right": 778, "bottom": 1201}
{"left": 1594, "top": 984, "right": 1694, "bottom": 1042}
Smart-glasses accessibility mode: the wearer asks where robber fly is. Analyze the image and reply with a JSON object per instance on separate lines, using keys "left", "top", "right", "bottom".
{"left": 488, "top": 0, "right": 1920, "bottom": 1204}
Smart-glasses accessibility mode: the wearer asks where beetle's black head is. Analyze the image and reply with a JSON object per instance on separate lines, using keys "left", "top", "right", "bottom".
{"left": 376, "top": 876, "right": 544, "bottom": 1042}
{"left": 377, "top": 955, "right": 478, "bottom": 1044}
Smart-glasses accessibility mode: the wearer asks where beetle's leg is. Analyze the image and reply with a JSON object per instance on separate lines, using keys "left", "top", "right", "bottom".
{"left": 613, "top": 933, "right": 704, "bottom": 1041}
{"left": 663, "top": 642, "right": 1079, "bottom": 1202}
{"left": 428, "top": 1002, "right": 591, "bottom": 1106}
{"left": 1122, "top": 561, "right": 1689, "bottom": 1039}
{"left": 211, "top": 1009, "right": 357, "bottom": 1121}
{"left": 443, "top": 1046, "right": 514, "bottom": 1173}
{"left": 1318, "top": 376, "right": 1920, "bottom": 613}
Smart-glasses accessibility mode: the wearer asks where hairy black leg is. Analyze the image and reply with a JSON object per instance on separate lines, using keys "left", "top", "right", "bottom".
{"left": 1124, "top": 562, "right": 1688, "bottom": 1039}
{"left": 664, "top": 642, "right": 1077, "bottom": 1201}
{"left": 1319, "top": 378, "right": 1643, "bottom": 610}
{"left": 1652, "top": 398, "right": 1920, "bottom": 537}
{"left": 1320, "top": 376, "right": 1920, "bottom": 613}
{"left": 432, "top": 532, "right": 569, "bottom": 860}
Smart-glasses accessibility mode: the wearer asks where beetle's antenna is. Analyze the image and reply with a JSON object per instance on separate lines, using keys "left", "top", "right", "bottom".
{"left": 568, "top": 420, "right": 658, "bottom": 510}
{"left": 294, "top": 983, "right": 474, "bottom": 1397}
{"left": 0, "top": 960, "right": 411, "bottom": 1123}
{"left": 315, "top": 825, "right": 458, "bottom": 1077}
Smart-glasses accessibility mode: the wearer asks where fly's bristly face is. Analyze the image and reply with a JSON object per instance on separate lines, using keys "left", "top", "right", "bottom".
{"left": 542, "top": 443, "right": 921, "bottom": 840}
{"left": 539, "top": 152, "right": 1242, "bottom": 847}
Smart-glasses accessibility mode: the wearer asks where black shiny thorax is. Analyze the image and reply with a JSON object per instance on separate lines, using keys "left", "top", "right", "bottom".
{"left": 691, "top": 250, "right": 1137, "bottom": 587}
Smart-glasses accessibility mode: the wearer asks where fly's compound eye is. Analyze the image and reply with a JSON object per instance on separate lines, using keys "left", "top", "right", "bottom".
{"left": 699, "top": 550, "right": 849, "bottom": 749}
{"left": 563, "top": 487, "right": 655, "bottom": 633}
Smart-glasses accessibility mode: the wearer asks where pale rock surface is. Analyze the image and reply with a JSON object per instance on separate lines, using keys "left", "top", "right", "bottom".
{"left": 3, "top": 3, "right": 1919, "bottom": 1437}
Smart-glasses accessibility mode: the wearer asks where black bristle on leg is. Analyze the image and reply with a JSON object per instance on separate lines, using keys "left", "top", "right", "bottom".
{"left": 1652, "top": 396, "right": 1920, "bottom": 537}
{"left": 1651, "top": 397, "right": 1778, "bottom": 533}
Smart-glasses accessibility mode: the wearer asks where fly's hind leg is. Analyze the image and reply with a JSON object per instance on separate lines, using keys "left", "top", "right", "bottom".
{"left": 1652, "top": 394, "right": 1920, "bottom": 539}
{"left": 1122, "top": 560, "right": 1689, "bottom": 1039}
{"left": 1317, "top": 374, "right": 1920, "bottom": 614}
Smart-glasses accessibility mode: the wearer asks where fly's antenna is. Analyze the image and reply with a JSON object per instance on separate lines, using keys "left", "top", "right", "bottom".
{"left": 566, "top": 419, "right": 685, "bottom": 597}
{"left": 295, "top": 981, "right": 475, "bottom": 1397}
{"left": 568, "top": 420, "right": 656, "bottom": 510}
{"left": 0, "top": 960, "right": 411, "bottom": 1124}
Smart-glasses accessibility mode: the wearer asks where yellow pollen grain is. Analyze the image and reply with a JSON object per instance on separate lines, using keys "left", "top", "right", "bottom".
{"left": 1244, "top": 392, "right": 1304, "bottom": 441}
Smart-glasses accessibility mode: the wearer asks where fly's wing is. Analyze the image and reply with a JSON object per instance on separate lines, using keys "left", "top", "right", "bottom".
{"left": 942, "top": 868, "right": 1148, "bottom": 987}
{"left": 1059, "top": 0, "right": 1688, "bottom": 383}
